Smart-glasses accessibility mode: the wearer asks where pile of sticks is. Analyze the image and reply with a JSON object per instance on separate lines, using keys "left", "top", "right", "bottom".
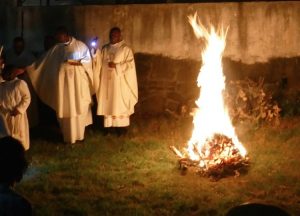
{"left": 170, "top": 134, "right": 250, "bottom": 180}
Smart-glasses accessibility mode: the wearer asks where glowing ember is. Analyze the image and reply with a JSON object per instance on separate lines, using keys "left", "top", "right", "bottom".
{"left": 171, "top": 13, "right": 249, "bottom": 179}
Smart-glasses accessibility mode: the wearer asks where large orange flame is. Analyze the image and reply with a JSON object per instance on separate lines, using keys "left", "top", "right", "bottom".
{"left": 185, "top": 13, "right": 246, "bottom": 164}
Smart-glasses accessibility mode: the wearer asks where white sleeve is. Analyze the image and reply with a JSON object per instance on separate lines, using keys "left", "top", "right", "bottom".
{"left": 115, "top": 47, "right": 135, "bottom": 77}
{"left": 15, "top": 80, "right": 31, "bottom": 114}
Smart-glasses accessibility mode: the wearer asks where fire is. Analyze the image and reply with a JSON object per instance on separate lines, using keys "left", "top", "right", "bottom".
{"left": 171, "top": 13, "right": 248, "bottom": 177}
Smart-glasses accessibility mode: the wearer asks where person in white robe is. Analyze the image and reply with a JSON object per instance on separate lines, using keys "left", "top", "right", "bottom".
{"left": 0, "top": 66, "right": 30, "bottom": 150}
{"left": 95, "top": 27, "right": 138, "bottom": 134}
{"left": 27, "top": 26, "right": 93, "bottom": 144}
{"left": 5, "top": 37, "right": 38, "bottom": 128}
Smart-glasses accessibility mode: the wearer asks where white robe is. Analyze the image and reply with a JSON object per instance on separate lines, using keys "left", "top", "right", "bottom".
{"left": 96, "top": 40, "right": 138, "bottom": 127}
{"left": 27, "top": 37, "right": 93, "bottom": 143}
{"left": 5, "top": 49, "right": 39, "bottom": 128}
{"left": 0, "top": 78, "right": 30, "bottom": 150}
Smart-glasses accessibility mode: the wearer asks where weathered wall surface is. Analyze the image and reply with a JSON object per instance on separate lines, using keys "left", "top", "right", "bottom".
{"left": 1, "top": 2, "right": 300, "bottom": 114}
{"left": 6, "top": 2, "right": 299, "bottom": 63}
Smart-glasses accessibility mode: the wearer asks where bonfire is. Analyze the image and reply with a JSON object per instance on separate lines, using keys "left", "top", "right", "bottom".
{"left": 171, "top": 13, "right": 250, "bottom": 180}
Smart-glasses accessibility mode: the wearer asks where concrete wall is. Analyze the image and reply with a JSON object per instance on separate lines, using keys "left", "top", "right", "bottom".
{"left": 8, "top": 2, "right": 300, "bottom": 63}
{"left": 1, "top": 2, "right": 300, "bottom": 114}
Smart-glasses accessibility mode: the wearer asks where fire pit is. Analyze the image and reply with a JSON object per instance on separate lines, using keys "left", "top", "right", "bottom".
{"left": 171, "top": 13, "right": 250, "bottom": 180}
{"left": 171, "top": 134, "right": 250, "bottom": 180}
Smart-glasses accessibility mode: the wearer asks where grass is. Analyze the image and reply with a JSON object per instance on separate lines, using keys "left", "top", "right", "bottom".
{"left": 15, "top": 116, "right": 300, "bottom": 216}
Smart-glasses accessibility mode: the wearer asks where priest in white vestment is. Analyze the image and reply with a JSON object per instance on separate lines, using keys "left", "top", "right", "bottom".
{"left": 95, "top": 27, "right": 138, "bottom": 132}
{"left": 27, "top": 26, "right": 93, "bottom": 144}
{"left": 0, "top": 66, "right": 30, "bottom": 150}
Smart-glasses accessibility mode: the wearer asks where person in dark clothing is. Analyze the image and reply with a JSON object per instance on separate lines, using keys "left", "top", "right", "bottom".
{"left": 0, "top": 136, "right": 32, "bottom": 216}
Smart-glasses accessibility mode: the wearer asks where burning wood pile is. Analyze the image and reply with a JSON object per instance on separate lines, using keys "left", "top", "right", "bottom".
{"left": 171, "top": 13, "right": 250, "bottom": 180}
{"left": 170, "top": 134, "right": 250, "bottom": 180}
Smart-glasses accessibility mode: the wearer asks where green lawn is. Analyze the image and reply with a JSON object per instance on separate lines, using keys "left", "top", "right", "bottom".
{"left": 16, "top": 116, "right": 300, "bottom": 216}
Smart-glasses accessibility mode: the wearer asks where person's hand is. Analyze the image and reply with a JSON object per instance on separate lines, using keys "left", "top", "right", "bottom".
{"left": 68, "top": 61, "right": 81, "bottom": 66}
{"left": 90, "top": 48, "right": 97, "bottom": 55}
{"left": 67, "top": 60, "right": 81, "bottom": 66}
{"left": 108, "top": 62, "right": 116, "bottom": 68}
{"left": 11, "top": 109, "right": 20, "bottom": 116}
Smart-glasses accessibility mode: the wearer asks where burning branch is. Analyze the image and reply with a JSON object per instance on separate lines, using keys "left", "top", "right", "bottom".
{"left": 171, "top": 135, "right": 250, "bottom": 180}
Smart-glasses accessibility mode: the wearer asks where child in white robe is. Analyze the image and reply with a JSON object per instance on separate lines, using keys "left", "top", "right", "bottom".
{"left": 0, "top": 65, "right": 31, "bottom": 150}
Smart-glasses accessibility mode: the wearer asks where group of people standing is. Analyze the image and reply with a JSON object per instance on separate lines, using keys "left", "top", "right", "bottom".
{"left": 0, "top": 26, "right": 138, "bottom": 150}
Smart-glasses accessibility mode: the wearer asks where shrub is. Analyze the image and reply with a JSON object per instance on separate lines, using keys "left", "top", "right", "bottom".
{"left": 224, "top": 78, "right": 281, "bottom": 125}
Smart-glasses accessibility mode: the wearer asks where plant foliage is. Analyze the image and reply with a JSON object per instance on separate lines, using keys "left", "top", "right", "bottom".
{"left": 225, "top": 78, "right": 281, "bottom": 125}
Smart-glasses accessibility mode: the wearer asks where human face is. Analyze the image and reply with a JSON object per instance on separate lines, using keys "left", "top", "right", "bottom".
{"left": 13, "top": 41, "right": 24, "bottom": 55}
{"left": 109, "top": 30, "right": 121, "bottom": 44}
{"left": 55, "top": 33, "right": 69, "bottom": 44}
